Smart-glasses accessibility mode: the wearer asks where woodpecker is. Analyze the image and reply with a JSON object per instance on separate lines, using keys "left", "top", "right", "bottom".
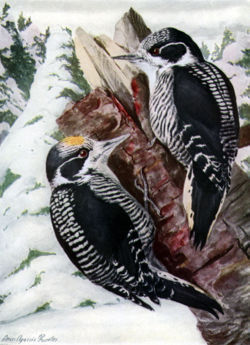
{"left": 46, "top": 135, "right": 223, "bottom": 316}
{"left": 113, "top": 27, "right": 239, "bottom": 249}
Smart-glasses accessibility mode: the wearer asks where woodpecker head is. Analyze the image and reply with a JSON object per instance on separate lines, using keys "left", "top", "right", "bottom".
{"left": 113, "top": 27, "right": 204, "bottom": 72}
{"left": 46, "top": 135, "right": 129, "bottom": 189}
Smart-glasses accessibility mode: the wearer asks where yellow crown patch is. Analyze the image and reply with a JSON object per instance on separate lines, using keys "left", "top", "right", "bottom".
{"left": 61, "top": 136, "right": 85, "bottom": 146}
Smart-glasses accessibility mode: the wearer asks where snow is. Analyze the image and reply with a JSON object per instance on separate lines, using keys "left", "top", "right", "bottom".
{"left": 215, "top": 39, "right": 250, "bottom": 109}
{"left": 0, "top": 24, "right": 207, "bottom": 344}
{"left": 0, "top": 122, "right": 9, "bottom": 144}
{"left": 236, "top": 146, "right": 250, "bottom": 175}
{"left": 2, "top": 76, "right": 26, "bottom": 112}
{"left": 0, "top": 26, "right": 13, "bottom": 50}
{"left": 0, "top": 303, "right": 207, "bottom": 345}
{"left": 21, "top": 23, "right": 41, "bottom": 46}
{"left": 218, "top": 33, "right": 250, "bottom": 175}
{"left": 224, "top": 31, "right": 250, "bottom": 62}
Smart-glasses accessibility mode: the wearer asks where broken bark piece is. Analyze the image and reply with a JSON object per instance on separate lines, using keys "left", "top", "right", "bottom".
{"left": 114, "top": 7, "right": 151, "bottom": 51}
{"left": 94, "top": 34, "right": 138, "bottom": 78}
{"left": 74, "top": 34, "right": 102, "bottom": 88}
{"left": 74, "top": 27, "right": 138, "bottom": 122}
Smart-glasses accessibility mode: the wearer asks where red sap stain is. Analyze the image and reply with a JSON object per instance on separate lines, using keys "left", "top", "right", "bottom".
{"left": 131, "top": 78, "right": 139, "bottom": 95}
{"left": 154, "top": 176, "right": 170, "bottom": 190}
{"left": 169, "top": 224, "right": 189, "bottom": 253}
{"left": 110, "top": 94, "right": 133, "bottom": 123}
{"left": 96, "top": 98, "right": 101, "bottom": 109}
{"left": 125, "top": 140, "right": 136, "bottom": 154}
{"left": 131, "top": 78, "right": 142, "bottom": 115}
{"left": 160, "top": 202, "right": 175, "bottom": 217}
{"left": 134, "top": 101, "right": 142, "bottom": 114}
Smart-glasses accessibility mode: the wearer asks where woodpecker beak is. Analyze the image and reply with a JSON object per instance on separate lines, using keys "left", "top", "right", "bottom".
{"left": 113, "top": 54, "right": 142, "bottom": 63}
{"left": 95, "top": 134, "right": 130, "bottom": 166}
{"left": 100, "top": 134, "right": 130, "bottom": 158}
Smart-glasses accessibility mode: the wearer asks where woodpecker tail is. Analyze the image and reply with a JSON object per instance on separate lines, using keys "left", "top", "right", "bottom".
{"left": 183, "top": 164, "right": 226, "bottom": 250}
{"left": 153, "top": 268, "right": 223, "bottom": 318}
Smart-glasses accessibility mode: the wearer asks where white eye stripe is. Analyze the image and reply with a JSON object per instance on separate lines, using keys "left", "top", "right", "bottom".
{"left": 58, "top": 145, "right": 79, "bottom": 158}
{"left": 158, "top": 42, "right": 186, "bottom": 53}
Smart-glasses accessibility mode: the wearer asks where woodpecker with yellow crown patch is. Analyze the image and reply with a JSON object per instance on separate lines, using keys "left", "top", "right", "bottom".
{"left": 46, "top": 134, "right": 223, "bottom": 316}
{"left": 113, "top": 27, "right": 239, "bottom": 249}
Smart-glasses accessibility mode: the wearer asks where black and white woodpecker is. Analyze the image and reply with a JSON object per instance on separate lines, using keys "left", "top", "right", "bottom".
{"left": 46, "top": 135, "right": 223, "bottom": 316}
{"left": 113, "top": 27, "right": 239, "bottom": 249}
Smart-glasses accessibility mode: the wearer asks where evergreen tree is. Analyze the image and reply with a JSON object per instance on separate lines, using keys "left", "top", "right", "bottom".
{"left": 0, "top": 3, "right": 50, "bottom": 132}
{"left": 239, "top": 103, "right": 250, "bottom": 124}
{"left": 0, "top": 7, "right": 36, "bottom": 100}
{"left": 0, "top": 3, "right": 10, "bottom": 20}
{"left": 56, "top": 28, "right": 90, "bottom": 101}
{"left": 235, "top": 49, "right": 250, "bottom": 75}
{"left": 200, "top": 42, "right": 210, "bottom": 60}
{"left": 31, "top": 27, "right": 50, "bottom": 65}
{"left": 17, "top": 12, "right": 32, "bottom": 31}
{"left": 211, "top": 29, "right": 235, "bottom": 61}
{"left": 235, "top": 49, "right": 250, "bottom": 124}
{"left": 242, "top": 85, "right": 250, "bottom": 98}
{"left": 0, "top": 72, "right": 19, "bottom": 125}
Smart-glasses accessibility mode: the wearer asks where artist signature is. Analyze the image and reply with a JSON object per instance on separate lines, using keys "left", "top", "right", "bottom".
{"left": 1, "top": 334, "right": 58, "bottom": 344}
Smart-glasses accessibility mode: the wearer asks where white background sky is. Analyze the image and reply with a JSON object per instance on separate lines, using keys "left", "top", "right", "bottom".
{"left": 5, "top": 0, "right": 250, "bottom": 49}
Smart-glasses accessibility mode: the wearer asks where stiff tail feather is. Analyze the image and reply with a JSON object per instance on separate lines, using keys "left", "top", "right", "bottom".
{"left": 153, "top": 267, "right": 223, "bottom": 318}
{"left": 183, "top": 164, "right": 226, "bottom": 250}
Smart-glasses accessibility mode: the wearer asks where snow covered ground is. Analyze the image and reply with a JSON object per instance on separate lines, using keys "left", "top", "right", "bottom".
{"left": 1, "top": 302, "right": 206, "bottom": 345}
{"left": 0, "top": 26, "right": 206, "bottom": 345}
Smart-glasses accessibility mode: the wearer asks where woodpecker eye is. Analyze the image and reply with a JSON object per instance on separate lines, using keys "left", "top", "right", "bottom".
{"left": 150, "top": 47, "right": 160, "bottom": 56}
{"left": 79, "top": 149, "right": 88, "bottom": 158}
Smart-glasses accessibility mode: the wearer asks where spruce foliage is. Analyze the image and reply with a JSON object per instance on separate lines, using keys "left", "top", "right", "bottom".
{"left": 0, "top": 3, "right": 49, "bottom": 128}
{"left": 211, "top": 29, "right": 235, "bottom": 61}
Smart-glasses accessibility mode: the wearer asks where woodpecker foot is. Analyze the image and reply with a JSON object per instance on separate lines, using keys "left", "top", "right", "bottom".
{"left": 134, "top": 168, "right": 161, "bottom": 216}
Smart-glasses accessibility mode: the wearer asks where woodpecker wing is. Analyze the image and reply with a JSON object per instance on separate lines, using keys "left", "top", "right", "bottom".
{"left": 173, "top": 62, "right": 239, "bottom": 184}
{"left": 50, "top": 184, "right": 141, "bottom": 276}
{"left": 170, "top": 63, "right": 238, "bottom": 248}
{"left": 50, "top": 184, "right": 155, "bottom": 310}
{"left": 183, "top": 163, "right": 228, "bottom": 249}
{"left": 72, "top": 183, "right": 139, "bottom": 275}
